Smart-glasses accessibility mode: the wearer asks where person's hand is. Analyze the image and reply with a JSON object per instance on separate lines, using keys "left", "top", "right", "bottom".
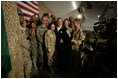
{"left": 28, "top": 48, "right": 32, "bottom": 51}
{"left": 60, "top": 38, "right": 63, "bottom": 43}
{"left": 90, "top": 45, "right": 93, "bottom": 51}
{"left": 48, "top": 49, "right": 51, "bottom": 53}
{"left": 71, "top": 39, "right": 75, "bottom": 43}
{"left": 32, "top": 29, "right": 35, "bottom": 34}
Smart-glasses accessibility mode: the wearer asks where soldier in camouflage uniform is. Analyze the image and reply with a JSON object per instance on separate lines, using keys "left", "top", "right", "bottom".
{"left": 20, "top": 20, "right": 32, "bottom": 78}
{"left": 29, "top": 22, "right": 38, "bottom": 70}
{"left": 71, "top": 19, "right": 85, "bottom": 76}
{"left": 45, "top": 23, "right": 56, "bottom": 73}
{"left": 71, "top": 19, "right": 85, "bottom": 52}
{"left": 36, "top": 16, "right": 48, "bottom": 70}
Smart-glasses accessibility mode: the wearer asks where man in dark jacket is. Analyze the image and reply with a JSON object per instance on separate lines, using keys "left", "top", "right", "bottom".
{"left": 54, "top": 17, "right": 65, "bottom": 71}
{"left": 54, "top": 17, "right": 72, "bottom": 72}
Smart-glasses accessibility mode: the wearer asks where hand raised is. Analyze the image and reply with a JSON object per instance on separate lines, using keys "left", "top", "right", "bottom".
{"left": 60, "top": 38, "right": 63, "bottom": 43}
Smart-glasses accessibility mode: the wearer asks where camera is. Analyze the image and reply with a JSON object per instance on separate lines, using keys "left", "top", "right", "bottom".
{"left": 93, "top": 17, "right": 116, "bottom": 39}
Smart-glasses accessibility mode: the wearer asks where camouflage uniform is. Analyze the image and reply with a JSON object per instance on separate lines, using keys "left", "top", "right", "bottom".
{"left": 36, "top": 25, "right": 48, "bottom": 70}
{"left": 72, "top": 28, "right": 85, "bottom": 52}
{"left": 45, "top": 30, "right": 56, "bottom": 68}
{"left": 20, "top": 26, "right": 32, "bottom": 78}
{"left": 71, "top": 27, "right": 85, "bottom": 75}
{"left": 29, "top": 29, "right": 38, "bottom": 70}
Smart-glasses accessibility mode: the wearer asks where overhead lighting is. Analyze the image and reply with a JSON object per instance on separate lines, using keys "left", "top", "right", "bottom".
{"left": 77, "top": 14, "right": 83, "bottom": 19}
{"left": 97, "top": 14, "right": 101, "bottom": 19}
{"left": 72, "top": 1, "right": 77, "bottom": 10}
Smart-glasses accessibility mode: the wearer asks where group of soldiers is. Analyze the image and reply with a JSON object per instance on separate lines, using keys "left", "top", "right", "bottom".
{"left": 19, "top": 12, "right": 85, "bottom": 78}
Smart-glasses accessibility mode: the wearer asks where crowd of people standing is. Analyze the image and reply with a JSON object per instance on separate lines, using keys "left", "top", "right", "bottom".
{"left": 19, "top": 12, "right": 85, "bottom": 78}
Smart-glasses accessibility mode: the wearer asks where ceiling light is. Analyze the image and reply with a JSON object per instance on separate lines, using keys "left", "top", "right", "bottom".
{"left": 77, "top": 14, "right": 83, "bottom": 19}
{"left": 97, "top": 14, "right": 101, "bottom": 19}
{"left": 72, "top": 1, "right": 77, "bottom": 10}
